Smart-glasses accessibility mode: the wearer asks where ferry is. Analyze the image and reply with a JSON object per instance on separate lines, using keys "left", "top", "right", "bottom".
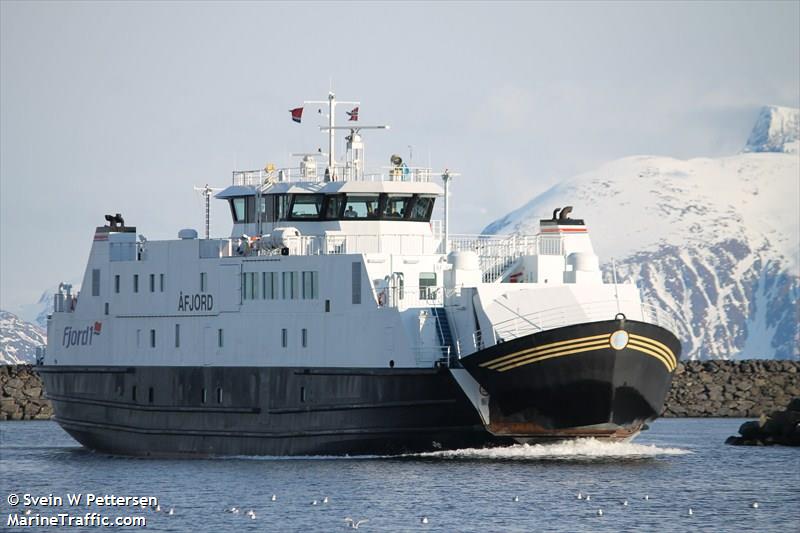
{"left": 40, "top": 94, "right": 681, "bottom": 456}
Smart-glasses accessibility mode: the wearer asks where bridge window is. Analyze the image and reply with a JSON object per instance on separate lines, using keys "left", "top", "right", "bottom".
{"left": 243, "top": 272, "right": 260, "bottom": 300}
{"left": 343, "top": 195, "right": 380, "bottom": 219}
{"left": 384, "top": 195, "right": 411, "bottom": 218}
{"left": 409, "top": 196, "right": 435, "bottom": 221}
{"left": 323, "top": 195, "right": 345, "bottom": 219}
{"left": 231, "top": 197, "right": 246, "bottom": 222}
{"left": 289, "top": 194, "right": 324, "bottom": 219}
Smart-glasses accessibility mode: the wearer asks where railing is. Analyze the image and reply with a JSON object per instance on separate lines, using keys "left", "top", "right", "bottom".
{"left": 232, "top": 165, "right": 435, "bottom": 186}
{"left": 446, "top": 234, "right": 562, "bottom": 281}
{"left": 491, "top": 299, "right": 679, "bottom": 342}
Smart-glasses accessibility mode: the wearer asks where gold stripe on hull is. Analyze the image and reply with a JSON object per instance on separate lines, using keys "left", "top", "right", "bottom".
{"left": 629, "top": 334, "right": 677, "bottom": 369}
{"left": 494, "top": 341, "right": 610, "bottom": 372}
{"left": 479, "top": 333, "right": 610, "bottom": 369}
{"left": 477, "top": 332, "right": 678, "bottom": 373}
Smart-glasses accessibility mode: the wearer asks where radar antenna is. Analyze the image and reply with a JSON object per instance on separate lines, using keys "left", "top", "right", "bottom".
{"left": 193, "top": 184, "right": 222, "bottom": 239}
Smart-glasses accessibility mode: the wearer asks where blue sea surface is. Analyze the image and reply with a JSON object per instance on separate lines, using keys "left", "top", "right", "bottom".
{"left": 1, "top": 418, "right": 798, "bottom": 532}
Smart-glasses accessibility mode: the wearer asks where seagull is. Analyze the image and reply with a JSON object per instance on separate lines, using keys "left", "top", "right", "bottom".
{"left": 577, "top": 492, "right": 583, "bottom": 500}
{"left": 311, "top": 500, "right": 318, "bottom": 506}
{"left": 225, "top": 506, "right": 237, "bottom": 514}
{"left": 168, "top": 508, "right": 174, "bottom": 516}
{"left": 246, "top": 510, "right": 256, "bottom": 519}
{"left": 323, "top": 496, "right": 329, "bottom": 504}
{"left": 688, "top": 508, "right": 693, "bottom": 516}
{"left": 421, "top": 517, "right": 429, "bottom": 524}
{"left": 597, "top": 509, "right": 604, "bottom": 517}
{"left": 643, "top": 495, "right": 650, "bottom": 501}
{"left": 513, "top": 496, "right": 519, "bottom": 502}
{"left": 271, "top": 494, "right": 277, "bottom": 502}
{"left": 24, "top": 509, "right": 31, "bottom": 516}
{"left": 155, "top": 504, "right": 161, "bottom": 512}
{"left": 345, "top": 518, "right": 368, "bottom": 529}
{"left": 621, "top": 500, "right": 629, "bottom": 506}
{"left": 751, "top": 502, "right": 759, "bottom": 509}
{"left": 585, "top": 495, "right": 591, "bottom": 502}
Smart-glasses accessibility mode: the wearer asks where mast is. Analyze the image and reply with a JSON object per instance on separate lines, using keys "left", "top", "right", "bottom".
{"left": 304, "top": 92, "right": 359, "bottom": 180}
{"left": 441, "top": 170, "right": 460, "bottom": 254}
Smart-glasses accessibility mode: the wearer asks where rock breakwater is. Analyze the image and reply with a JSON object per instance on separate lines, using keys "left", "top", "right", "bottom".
{"left": 663, "top": 360, "right": 799, "bottom": 418}
{"left": 1, "top": 365, "right": 53, "bottom": 420}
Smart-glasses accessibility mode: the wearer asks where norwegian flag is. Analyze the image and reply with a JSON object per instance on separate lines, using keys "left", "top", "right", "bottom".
{"left": 290, "top": 107, "right": 303, "bottom": 123}
{"left": 346, "top": 106, "right": 359, "bottom": 121}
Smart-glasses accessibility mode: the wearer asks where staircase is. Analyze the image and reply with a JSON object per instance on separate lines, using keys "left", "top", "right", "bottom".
{"left": 431, "top": 307, "right": 460, "bottom": 367}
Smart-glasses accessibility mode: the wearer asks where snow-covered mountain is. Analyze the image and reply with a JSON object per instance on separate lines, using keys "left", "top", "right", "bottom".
{"left": 0, "top": 310, "right": 46, "bottom": 364}
{"left": 484, "top": 105, "right": 799, "bottom": 361}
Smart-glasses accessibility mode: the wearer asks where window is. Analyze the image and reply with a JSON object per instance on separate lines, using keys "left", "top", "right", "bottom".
{"left": 383, "top": 195, "right": 411, "bottom": 218}
{"left": 114, "top": 275, "right": 120, "bottom": 294}
{"left": 409, "top": 196, "right": 435, "bottom": 221}
{"left": 276, "top": 194, "right": 291, "bottom": 221}
{"left": 218, "top": 328, "right": 224, "bottom": 348}
{"left": 133, "top": 274, "right": 139, "bottom": 293}
{"left": 282, "top": 271, "right": 297, "bottom": 299}
{"left": 216, "top": 387, "right": 223, "bottom": 404}
{"left": 300, "top": 386, "right": 306, "bottom": 403}
{"left": 281, "top": 328, "right": 288, "bottom": 348}
{"left": 263, "top": 272, "right": 278, "bottom": 299}
{"left": 230, "top": 197, "right": 246, "bottom": 222}
{"left": 160, "top": 274, "right": 165, "bottom": 292}
{"left": 91, "top": 269, "right": 100, "bottom": 296}
{"left": 352, "top": 262, "right": 362, "bottom": 304}
{"left": 136, "top": 329, "right": 141, "bottom": 348}
{"left": 149, "top": 274, "right": 155, "bottom": 292}
{"left": 302, "top": 271, "right": 319, "bottom": 299}
{"left": 242, "top": 272, "right": 260, "bottom": 300}
{"left": 104, "top": 303, "right": 109, "bottom": 315}
{"left": 289, "top": 194, "right": 324, "bottom": 219}
{"left": 343, "top": 195, "right": 380, "bottom": 219}
{"left": 323, "top": 195, "right": 344, "bottom": 219}
{"left": 301, "top": 328, "right": 308, "bottom": 348}
{"left": 175, "top": 324, "right": 180, "bottom": 348}
{"left": 200, "top": 272, "right": 207, "bottom": 292}
{"left": 150, "top": 329, "right": 156, "bottom": 348}
{"left": 132, "top": 386, "right": 137, "bottom": 402}
{"left": 420, "top": 272, "right": 437, "bottom": 299}
{"left": 148, "top": 387, "right": 154, "bottom": 404}
{"left": 325, "top": 299, "right": 331, "bottom": 313}
{"left": 201, "top": 388, "right": 207, "bottom": 404}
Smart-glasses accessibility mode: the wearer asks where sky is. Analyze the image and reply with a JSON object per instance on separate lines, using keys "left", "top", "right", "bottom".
{"left": 1, "top": 1, "right": 799, "bottom": 311}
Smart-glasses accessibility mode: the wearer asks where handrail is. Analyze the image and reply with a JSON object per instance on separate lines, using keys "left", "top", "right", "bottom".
{"left": 491, "top": 299, "right": 678, "bottom": 341}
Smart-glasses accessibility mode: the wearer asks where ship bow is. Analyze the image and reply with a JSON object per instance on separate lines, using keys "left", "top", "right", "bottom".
{"left": 461, "top": 318, "right": 681, "bottom": 441}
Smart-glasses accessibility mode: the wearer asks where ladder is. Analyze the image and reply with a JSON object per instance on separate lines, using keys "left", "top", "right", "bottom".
{"left": 431, "top": 307, "right": 460, "bottom": 367}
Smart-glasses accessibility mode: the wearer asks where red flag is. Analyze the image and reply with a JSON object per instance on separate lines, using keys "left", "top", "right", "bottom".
{"left": 94, "top": 321, "right": 102, "bottom": 334}
{"left": 346, "top": 106, "right": 359, "bottom": 121}
{"left": 290, "top": 107, "right": 303, "bottom": 123}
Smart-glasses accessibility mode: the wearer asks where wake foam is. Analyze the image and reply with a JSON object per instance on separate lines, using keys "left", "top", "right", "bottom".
{"left": 409, "top": 439, "right": 691, "bottom": 460}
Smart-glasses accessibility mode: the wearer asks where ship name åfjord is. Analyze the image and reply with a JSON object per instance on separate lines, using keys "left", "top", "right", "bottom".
{"left": 177, "top": 292, "right": 213, "bottom": 312}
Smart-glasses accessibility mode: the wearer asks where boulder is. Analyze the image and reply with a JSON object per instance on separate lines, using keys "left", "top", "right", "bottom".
{"left": 726, "top": 397, "right": 800, "bottom": 446}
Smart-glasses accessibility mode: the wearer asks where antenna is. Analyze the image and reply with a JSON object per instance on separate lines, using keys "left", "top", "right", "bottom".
{"left": 193, "top": 184, "right": 222, "bottom": 239}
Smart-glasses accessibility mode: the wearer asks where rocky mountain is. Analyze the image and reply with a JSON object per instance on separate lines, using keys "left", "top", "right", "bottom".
{"left": 484, "top": 105, "right": 799, "bottom": 361}
{"left": 0, "top": 310, "right": 46, "bottom": 365}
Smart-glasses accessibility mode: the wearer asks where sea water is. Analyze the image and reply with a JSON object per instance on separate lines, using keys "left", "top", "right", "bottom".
{"left": 1, "top": 418, "right": 798, "bottom": 532}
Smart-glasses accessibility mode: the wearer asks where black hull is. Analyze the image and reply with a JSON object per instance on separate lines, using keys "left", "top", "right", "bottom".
{"left": 461, "top": 318, "right": 681, "bottom": 440}
{"left": 38, "top": 366, "right": 509, "bottom": 457}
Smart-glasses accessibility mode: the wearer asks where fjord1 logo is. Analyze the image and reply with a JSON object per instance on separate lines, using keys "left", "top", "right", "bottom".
{"left": 63, "top": 322, "right": 102, "bottom": 348}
